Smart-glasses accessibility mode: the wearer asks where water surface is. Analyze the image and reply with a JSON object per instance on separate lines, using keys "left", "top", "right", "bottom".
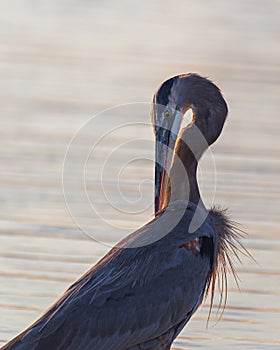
{"left": 0, "top": 1, "right": 279, "bottom": 348}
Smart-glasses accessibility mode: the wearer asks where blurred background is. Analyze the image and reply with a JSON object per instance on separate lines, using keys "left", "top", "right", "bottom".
{"left": 0, "top": 0, "right": 279, "bottom": 348}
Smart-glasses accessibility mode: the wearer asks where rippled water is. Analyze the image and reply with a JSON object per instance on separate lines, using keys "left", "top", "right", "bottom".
{"left": 0, "top": 1, "right": 279, "bottom": 349}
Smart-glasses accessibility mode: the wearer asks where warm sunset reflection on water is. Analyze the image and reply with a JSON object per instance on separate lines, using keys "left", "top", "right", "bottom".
{"left": 0, "top": 1, "right": 279, "bottom": 349}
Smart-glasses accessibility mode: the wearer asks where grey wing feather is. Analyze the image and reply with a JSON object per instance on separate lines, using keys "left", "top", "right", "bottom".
{"left": 2, "top": 201, "right": 214, "bottom": 350}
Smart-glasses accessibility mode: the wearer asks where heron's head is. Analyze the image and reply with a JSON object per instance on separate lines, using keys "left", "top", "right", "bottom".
{"left": 152, "top": 73, "right": 228, "bottom": 214}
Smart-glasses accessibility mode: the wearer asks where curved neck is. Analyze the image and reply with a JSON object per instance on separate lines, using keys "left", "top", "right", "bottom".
{"left": 161, "top": 99, "right": 227, "bottom": 210}
{"left": 170, "top": 155, "right": 200, "bottom": 205}
{"left": 161, "top": 133, "right": 203, "bottom": 210}
{"left": 154, "top": 74, "right": 228, "bottom": 212}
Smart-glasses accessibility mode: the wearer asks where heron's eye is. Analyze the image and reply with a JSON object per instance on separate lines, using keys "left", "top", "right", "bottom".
{"left": 164, "top": 110, "right": 170, "bottom": 119}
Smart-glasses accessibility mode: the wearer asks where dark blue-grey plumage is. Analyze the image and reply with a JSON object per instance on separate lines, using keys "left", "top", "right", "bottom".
{"left": 2, "top": 202, "right": 218, "bottom": 350}
{"left": 2, "top": 73, "right": 243, "bottom": 350}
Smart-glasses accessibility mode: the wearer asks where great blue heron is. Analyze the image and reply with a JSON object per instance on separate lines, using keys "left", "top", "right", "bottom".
{"left": 2, "top": 73, "right": 243, "bottom": 350}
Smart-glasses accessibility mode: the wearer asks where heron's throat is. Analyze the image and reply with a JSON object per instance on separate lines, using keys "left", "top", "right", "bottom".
{"left": 160, "top": 139, "right": 201, "bottom": 210}
{"left": 169, "top": 158, "right": 200, "bottom": 205}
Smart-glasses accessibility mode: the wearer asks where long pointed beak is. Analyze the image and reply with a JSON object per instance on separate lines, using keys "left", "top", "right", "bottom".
{"left": 154, "top": 127, "right": 177, "bottom": 214}
{"left": 153, "top": 105, "right": 184, "bottom": 214}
